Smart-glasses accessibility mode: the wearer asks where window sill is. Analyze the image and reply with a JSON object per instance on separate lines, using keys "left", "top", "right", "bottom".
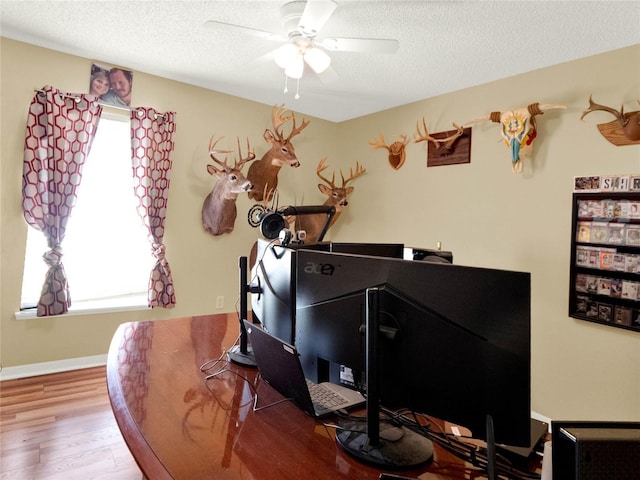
{"left": 15, "top": 294, "right": 150, "bottom": 320}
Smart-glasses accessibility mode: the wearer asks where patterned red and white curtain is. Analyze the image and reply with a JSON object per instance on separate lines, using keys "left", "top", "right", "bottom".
{"left": 130, "top": 107, "right": 177, "bottom": 308}
{"left": 22, "top": 85, "right": 102, "bottom": 316}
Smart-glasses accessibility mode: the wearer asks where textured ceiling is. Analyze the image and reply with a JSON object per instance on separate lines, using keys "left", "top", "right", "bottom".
{"left": 1, "top": 0, "right": 639, "bottom": 122}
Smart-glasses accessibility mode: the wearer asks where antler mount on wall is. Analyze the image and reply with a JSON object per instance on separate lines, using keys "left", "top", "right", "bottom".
{"left": 581, "top": 95, "right": 640, "bottom": 146}
{"left": 414, "top": 118, "right": 471, "bottom": 167}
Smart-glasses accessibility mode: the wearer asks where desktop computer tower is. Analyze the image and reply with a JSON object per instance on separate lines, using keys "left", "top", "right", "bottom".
{"left": 551, "top": 421, "right": 640, "bottom": 480}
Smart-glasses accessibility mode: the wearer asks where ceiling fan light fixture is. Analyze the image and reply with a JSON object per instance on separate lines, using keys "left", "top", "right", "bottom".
{"left": 274, "top": 43, "right": 299, "bottom": 69}
{"left": 304, "top": 46, "right": 331, "bottom": 73}
{"left": 284, "top": 53, "right": 304, "bottom": 79}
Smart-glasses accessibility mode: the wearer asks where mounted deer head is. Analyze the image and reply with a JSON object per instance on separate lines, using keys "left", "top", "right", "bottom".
{"left": 368, "top": 132, "right": 409, "bottom": 170}
{"left": 202, "top": 136, "right": 255, "bottom": 236}
{"left": 414, "top": 118, "right": 465, "bottom": 151}
{"left": 295, "top": 158, "right": 366, "bottom": 244}
{"left": 581, "top": 95, "right": 640, "bottom": 143}
{"left": 247, "top": 104, "right": 310, "bottom": 202}
{"left": 466, "top": 102, "right": 566, "bottom": 173}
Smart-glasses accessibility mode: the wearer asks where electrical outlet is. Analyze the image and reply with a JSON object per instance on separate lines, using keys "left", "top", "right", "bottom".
{"left": 216, "top": 296, "right": 224, "bottom": 309}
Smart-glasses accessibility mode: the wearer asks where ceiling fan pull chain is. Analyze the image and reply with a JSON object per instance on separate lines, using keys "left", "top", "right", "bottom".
{"left": 283, "top": 74, "right": 289, "bottom": 94}
{"left": 295, "top": 78, "right": 300, "bottom": 100}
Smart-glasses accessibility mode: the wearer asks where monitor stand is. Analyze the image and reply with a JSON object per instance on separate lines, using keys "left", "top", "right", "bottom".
{"left": 336, "top": 286, "right": 433, "bottom": 468}
{"left": 228, "top": 256, "right": 257, "bottom": 367}
{"left": 486, "top": 414, "right": 497, "bottom": 480}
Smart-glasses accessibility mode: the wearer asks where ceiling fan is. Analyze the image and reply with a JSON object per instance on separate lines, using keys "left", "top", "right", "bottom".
{"left": 204, "top": 0, "right": 399, "bottom": 82}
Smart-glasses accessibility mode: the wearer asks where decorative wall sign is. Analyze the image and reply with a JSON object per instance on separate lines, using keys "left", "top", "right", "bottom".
{"left": 574, "top": 174, "right": 640, "bottom": 193}
{"left": 422, "top": 126, "right": 472, "bottom": 167}
{"left": 412, "top": 117, "right": 470, "bottom": 167}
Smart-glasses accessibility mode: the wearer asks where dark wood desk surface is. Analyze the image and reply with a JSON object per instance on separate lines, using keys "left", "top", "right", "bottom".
{"left": 106, "top": 313, "right": 520, "bottom": 480}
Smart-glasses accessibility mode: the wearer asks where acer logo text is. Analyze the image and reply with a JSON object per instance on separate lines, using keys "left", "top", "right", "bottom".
{"left": 303, "top": 262, "right": 337, "bottom": 276}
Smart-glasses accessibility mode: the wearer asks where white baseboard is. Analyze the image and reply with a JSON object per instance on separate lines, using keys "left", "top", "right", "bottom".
{"left": 0, "top": 354, "right": 107, "bottom": 381}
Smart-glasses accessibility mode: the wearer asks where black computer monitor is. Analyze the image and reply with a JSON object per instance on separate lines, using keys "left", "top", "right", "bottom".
{"left": 330, "top": 242, "right": 404, "bottom": 259}
{"left": 250, "top": 240, "right": 407, "bottom": 344}
{"left": 295, "top": 249, "right": 531, "bottom": 450}
{"left": 249, "top": 239, "right": 330, "bottom": 344}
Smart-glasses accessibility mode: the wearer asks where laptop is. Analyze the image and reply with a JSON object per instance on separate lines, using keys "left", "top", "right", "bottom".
{"left": 243, "top": 320, "right": 365, "bottom": 417}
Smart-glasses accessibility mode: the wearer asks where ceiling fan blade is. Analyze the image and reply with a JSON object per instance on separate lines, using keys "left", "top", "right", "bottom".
{"left": 203, "top": 20, "right": 286, "bottom": 42}
{"left": 298, "top": 0, "right": 337, "bottom": 36}
{"left": 318, "top": 65, "right": 339, "bottom": 84}
{"left": 321, "top": 37, "right": 400, "bottom": 54}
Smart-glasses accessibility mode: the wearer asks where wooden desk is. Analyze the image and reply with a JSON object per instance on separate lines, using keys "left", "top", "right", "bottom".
{"left": 106, "top": 313, "right": 522, "bottom": 480}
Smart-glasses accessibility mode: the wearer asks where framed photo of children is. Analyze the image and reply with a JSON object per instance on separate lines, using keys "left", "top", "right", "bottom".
{"left": 89, "top": 63, "right": 133, "bottom": 108}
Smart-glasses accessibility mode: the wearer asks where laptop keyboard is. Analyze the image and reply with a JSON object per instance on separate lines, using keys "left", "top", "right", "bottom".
{"left": 306, "top": 379, "right": 350, "bottom": 410}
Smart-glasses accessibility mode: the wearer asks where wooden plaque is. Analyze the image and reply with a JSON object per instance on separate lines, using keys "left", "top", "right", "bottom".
{"left": 427, "top": 127, "right": 472, "bottom": 167}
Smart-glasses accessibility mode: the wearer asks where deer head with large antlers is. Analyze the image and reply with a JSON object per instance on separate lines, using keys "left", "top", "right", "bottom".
{"left": 466, "top": 102, "right": 567, "bottom": 173}
{"left": 295, "top": 158, "right": 366, "bottom": 244}
{"left": 247, "top": 104, "right": 310, "bottom": 202}
{"left": 202, "top": 136, "right": 255, "bottom": 236}
{"left": 369, "top": 132, "right": 409, "bottom": 170}
{"left": 581, "top": 95, "right": 640, "bottom": 144}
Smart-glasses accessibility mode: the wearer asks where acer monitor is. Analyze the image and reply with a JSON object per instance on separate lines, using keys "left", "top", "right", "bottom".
{"left": 294, "top": 249, "right": 531, "bottom": 451}
{"left": 249, "top": 239, "right": 406, "bottom": 345}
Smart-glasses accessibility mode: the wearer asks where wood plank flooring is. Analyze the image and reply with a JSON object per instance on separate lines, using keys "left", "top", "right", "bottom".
{"left": 0, "top": 366, "right": 142, "bottom": 480}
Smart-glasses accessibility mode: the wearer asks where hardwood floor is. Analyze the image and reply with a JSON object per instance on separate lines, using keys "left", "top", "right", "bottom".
{"left": 0, "top": 366, "right": 142, "bottom": 480}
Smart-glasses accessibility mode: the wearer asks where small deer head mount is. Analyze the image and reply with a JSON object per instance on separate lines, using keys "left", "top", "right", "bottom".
{"left": 201, "top": 136, "right": 255, "bottom": 236}
{"left": 294, "top": 158, "right": 366, "bottom": 244}
{"left": 465, "top": 102, "right": 567, "bottom": 173}
{"left": 247, "top": 104, "right": 310, "bottom": 202}
{"left": 368, "top": 132, "right": 409, "bottom": 170}
{"left": 581, "top": 95, "right": 640, "bottom": 145}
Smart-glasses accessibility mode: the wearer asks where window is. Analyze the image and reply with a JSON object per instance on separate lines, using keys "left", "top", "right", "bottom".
{"left": 20, "top": 113, "right": 152, "bottom": 314}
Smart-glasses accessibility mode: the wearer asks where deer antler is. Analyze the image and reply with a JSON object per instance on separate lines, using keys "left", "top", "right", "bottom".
{"left": 271, "top": 104, "right": 294, "bottom": 135}
{"left": 580, "top": 95, "right": 626, "bottom": 125}
{"left": 208, "top": 136, "right": 233, "bottom": 173}
{"left": 341, "top": 161, "right": 366, "bottom": 187}
{"left": 316, "top": 157, "right": 336, "bottom": 188}
{"left": 234, "top": 137, "right": 256, "bottom": 169}
{"left": 271, "top": 103, "right": 310, "bottom": 142}
{"left": 439, "top": 124, "right": 464, "bottom": 150}
{"left": 368, "top": 132, "right": 389, "bottom": 151}
{"left": 414, "top": 117, "right": 437, "bottom": 145}
{"left": 286, "top": 113, "right": 310, "bottom": 142}
{"left": 414, "top": 118, "right": 464, "bottom": 150}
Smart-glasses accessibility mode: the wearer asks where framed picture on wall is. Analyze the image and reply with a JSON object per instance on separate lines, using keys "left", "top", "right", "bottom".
{"left": 89, "top": 62, "right": 133, "bottom": 108}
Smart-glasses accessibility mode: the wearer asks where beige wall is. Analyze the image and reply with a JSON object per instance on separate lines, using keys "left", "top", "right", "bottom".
{"left": 1, "top": 37, "right": 639, "bottom": 422}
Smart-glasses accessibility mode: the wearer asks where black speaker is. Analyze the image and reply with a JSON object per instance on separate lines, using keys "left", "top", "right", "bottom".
{"left": 259, "top": 212, "right": 285, "bottom": 239}
{"left": 551, "top": 421, "right": 640, "bottom": 480}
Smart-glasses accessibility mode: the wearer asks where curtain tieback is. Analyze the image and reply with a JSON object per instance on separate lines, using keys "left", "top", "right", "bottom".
{"left": 152, "top": 243, "right": 166, "bottom": 260}
{"left": 43, "top": 245, "right": 63, "bottom": 267}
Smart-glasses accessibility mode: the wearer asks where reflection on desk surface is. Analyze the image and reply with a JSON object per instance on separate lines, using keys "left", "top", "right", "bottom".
{"left": 107, "top": 313, "right": 543, "bottom": 480}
